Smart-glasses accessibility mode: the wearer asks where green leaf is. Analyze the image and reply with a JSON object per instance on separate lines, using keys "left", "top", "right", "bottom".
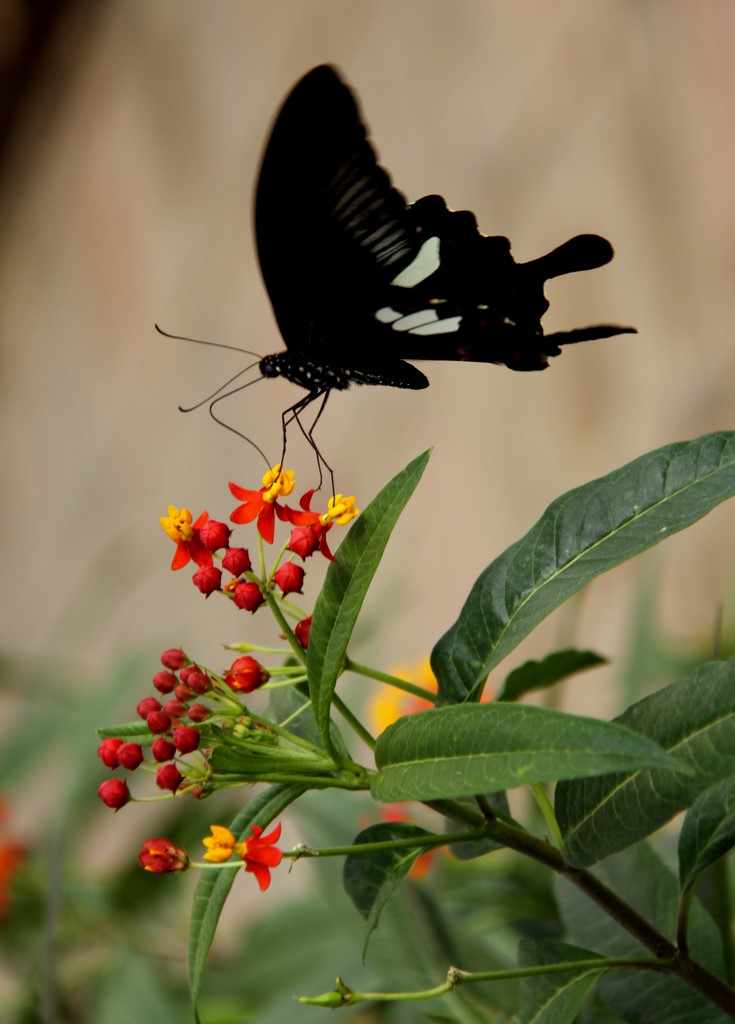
{"left": 555, "top": 843, "right": 728, "bottom": 1023}
{"left": 432, "top": 431, "right": 735, "bottom": 703}
{"left": 518, "top": 939, "right": 604, "bottom": 1024}
{"left": 371, "top": 704, "right": 675, "bottom": 803}
{"left": 497, "top": 648, "right": 607, "bottom": 702}
{"left": 557, "top": 659, "right": 735, "bottom": 868}
{"left": 188, "top": 784, "right": 304, "bottom": 1014}
{"left": 307, "top": 450, "right": 430, "bottom": 747}
{"left": 679, "top": 778, "right": 735, "bottom": 896}
{"left": 343, "top": 822, "right": 431, "bottom": 956}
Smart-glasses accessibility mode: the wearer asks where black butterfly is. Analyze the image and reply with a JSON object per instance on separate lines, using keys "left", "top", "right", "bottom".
{"left": 212, "top": 65, "right": 635, "bottom": 483}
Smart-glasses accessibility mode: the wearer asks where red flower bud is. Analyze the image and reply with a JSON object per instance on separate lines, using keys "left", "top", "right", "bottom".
{"left": 187, "top": 703, "right": 211, "bottom": 723}
{"left": 139, "top": 837, "right": 189, "bottom": 873}
{"left": 192, "top": 564, "right": 222, "bottom": 596}
{"left": 160, "top": 647, "right": 188, "bottom": 670}
{"left": 222, "top": 546, "right": 252, "bottom": 576}
{"left": 156, "top": 763, "right": 184, "bottom": 793}
{"left": 233, "top": 581, "right": 265, "bottom": 612}
{"left": 180, "top": 666, "right": 210, "bottom": 694}
{"left": 288, "top": 525, "right": 321, "bottom": 559}
{"left": 153, "top": 670, "right": 178, "bottom": 694}
{"left": 173, "top": 726, "right": 200, "bottom": 754}
{"left": 97, "top": 737, "right": 123, "bottom": 768}
{"left": 174, "top": 683, "right": 193, "bottom": 701}
{"left": 146, "top": 710, "right": 171, "bottom": 734}
{"left": 164, "top": 699, "right": 188, "bottom": 719}
{"left": 117, "top": 742, "right": 144, "bottom": 771}
{"left": 295, "top": 615, "right": 312, "bottom": 649}
{"left": 199, "top": 518, "right": 231, "bottom": 552}
{"left": 273, "top": 562, "right": 305, "bottom": 596}
{"left": 137, "top": 696, "right": 162, "bottom": 719}
{"left": 151, "top": 737, "right": 176, "bottom": 762}
{"left": 98, "top": 778, "right": 130, "bottom": 810}
{"left": 225, "top": 655, "right": 269, "bottom": 693}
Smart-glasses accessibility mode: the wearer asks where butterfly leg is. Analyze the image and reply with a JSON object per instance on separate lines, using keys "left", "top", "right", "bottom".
{"left": 279, "top": 389, "right": 335, "bottom": 494}
{"left": 298, "top": 391, "right": 335, "bottom": 496}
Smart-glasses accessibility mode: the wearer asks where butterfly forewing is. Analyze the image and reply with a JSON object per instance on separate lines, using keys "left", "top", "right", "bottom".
{"left": 255, "top": 65, "right": 423, "bottom": 376}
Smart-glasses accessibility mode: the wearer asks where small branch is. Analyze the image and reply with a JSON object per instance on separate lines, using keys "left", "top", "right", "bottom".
{"left": 298, "top": 956, "right": 673, "bottom": 1008}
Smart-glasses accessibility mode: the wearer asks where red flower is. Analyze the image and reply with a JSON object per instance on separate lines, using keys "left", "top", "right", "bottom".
{"left": 294, "top": 615, "right": 312, "bottom": 649}
{"left": 97, "top": 737, "right": 124, "bottom": 768}
{"left": 288, "top": 525, "right": 322, "bottom": 559}
{"left": 137, "top": 696, "right": 162, "bottom": 719}
{"left": 156, "top": 763, "right": 184, "bottom": 793}
{"left": 160, "top": 647, "right": 188, "bottom": 670}
{"left": 164, "top": 699, "right": 188, "bottom": 719}
{"left": 173, "top": 726, "right": 200, "bottom": 754}
{"left": 192, "top": 564, "right": 222, "bottom": 596}
{"left": 98, "top": 779, "right": 131, "bottom": 810}
{"left": 188, "top": 704, "right": 210, "bottom": 722}
{"left": 0, "top": 840, "right": 24, "bottom": 916}
{"left": 139, "top": 837, "right": 189, "bottom": 874}
{"left": 198, "top": 517, "right": 231, "bottom": 552}
{"left": 222, "top": 546, "right": 252, "bottom": 576}
{"left": 146, "top": 710, "right": 171, "bottom": 734}
{"left": 180, "top": 665, "right": 210, "bottom": 693}
{"left": 202, "top": 822, "right": 284, "bottom": 891}
{"left": 273, "top": 562, "right": 304, "bottom": 597}
{"left": 160, "top": 507, "right": 213, "bottom": 571}
{"left": 225, "top": 655, "right": 269, "bottom": 693}
{"left": 151, "top": 737, "right": 176, "bottom": 762}
{"left": 284, "top": 490, "right": 336, "bottom": 560}
{"left": 232, "top": 581, "right": 265, "bottom": 612}
{"left": 117, "top": 743, "right": 144, "bottom": 771}
{"left": 229, "top": 465, "right": 295, "bottom": 544}
{"left": 153, "top": 670, "right": 178, "bottom": 694}
{"left": 237, "top": 822, "right": 284, "bottom": 892}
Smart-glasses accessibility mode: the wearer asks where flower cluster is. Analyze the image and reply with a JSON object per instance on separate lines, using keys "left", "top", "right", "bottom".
{"left": 138, "top": 821, "right": 284, "bottom": 891}
{"left": 160, "top": 465, "right": 359, "bottom": 610}
{"left": 97, "top": 646, "right": 273, "bottom": 810}
{"left": 98, "top": 465, "right": 361, "bottom": 896}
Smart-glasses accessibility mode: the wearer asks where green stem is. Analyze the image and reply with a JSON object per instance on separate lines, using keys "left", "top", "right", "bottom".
{"left": 331, "top": 693, "right": 376, "bottom": 751}
{"left": 426, "top": 800, "right": 735, "bottom": 1017}
{"left": 711, "top": 854, "right": 734, "bottom": 982}
{"left": 677, "top": 885, "right": 696, "bottom": 954}
{"left": 346, "top": 659, "right": 437, "bottom": 702}
{"left": 298, "top": 957, "right": 672, "bottom": 1007}
{"left": 530, "top": 783, "right": 563, "bottom": 848}
{"left": 286, "top": 828, "right": 488, "bottom": 860}
{"left": 264, "top": 592, "right": 307, "bottom": 665}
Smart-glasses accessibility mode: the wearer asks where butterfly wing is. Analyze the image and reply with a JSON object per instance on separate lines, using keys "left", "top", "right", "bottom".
{"left": 256, "top": 65, "right": 635, "bottom": 381}
{"left": 256, "top": 64, "right": 431, "bottom": 386}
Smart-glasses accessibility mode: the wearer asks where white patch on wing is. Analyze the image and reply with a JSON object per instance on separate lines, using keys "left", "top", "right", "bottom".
{"left": 375, "top": 306, "right": 403, "bottom": 323}
{"left": 391, "top": 309, "right": 439, "bottom": 332}
{"left": 391, "top": 236, "right": 441, "bottom": 288}
{"left": 409, "top": 315, "right": 462, "bottom": 335}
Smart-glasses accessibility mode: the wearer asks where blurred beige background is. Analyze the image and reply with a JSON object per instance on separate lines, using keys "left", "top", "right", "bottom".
{"left": 1, "top": 0, "right": 734, "bottom": 706}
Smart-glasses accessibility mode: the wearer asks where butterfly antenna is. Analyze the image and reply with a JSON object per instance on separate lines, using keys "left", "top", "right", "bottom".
{"left": 155, "top": 323, "right": 263, "bottom": 360}
{"left": 178, "top": 362, "right": 263, "bottom": 413}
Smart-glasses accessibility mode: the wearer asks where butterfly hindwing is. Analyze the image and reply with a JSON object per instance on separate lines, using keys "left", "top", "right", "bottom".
{"left": 255, "top": 65, "right": 635, "bottom": 380}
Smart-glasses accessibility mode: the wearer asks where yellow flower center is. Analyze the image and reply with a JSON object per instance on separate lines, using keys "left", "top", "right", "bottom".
{"left": 320, "top": 494, "right": 360, "bottom": 526}
{"left": 202, "top": 824, "right": 236, "bottom": 863}
{"left": 160, "top": 505, "right": 194, "bottom": 542}
{"left": 262, "top": 464, "right": 296, "bottom": 503}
